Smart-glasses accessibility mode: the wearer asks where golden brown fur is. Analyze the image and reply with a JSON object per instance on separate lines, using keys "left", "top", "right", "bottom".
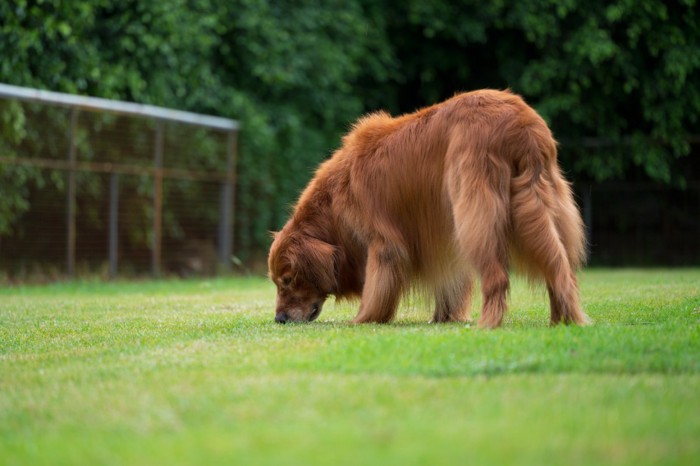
{"left": 268, "top": 89, "right": 589, "bottom": 328}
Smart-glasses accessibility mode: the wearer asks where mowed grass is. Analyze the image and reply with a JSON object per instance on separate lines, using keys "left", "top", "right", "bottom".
{"left": 1, "top": 270, "right": 699, "bottom": 466}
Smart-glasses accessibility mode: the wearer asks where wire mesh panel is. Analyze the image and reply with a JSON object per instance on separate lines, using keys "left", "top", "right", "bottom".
{"left": 0, "top": 167, "right": 67, "bottom": 279}
{"left": 0, "top": 84, "right": 238, "bottom": 282}
{"left": 583, "top": 183, "right": 700, "bottom": 266}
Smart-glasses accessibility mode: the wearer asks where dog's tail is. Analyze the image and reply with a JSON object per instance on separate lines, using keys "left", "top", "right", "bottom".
{"left": 509, "top": 123, "right": 589, "bottom": 325}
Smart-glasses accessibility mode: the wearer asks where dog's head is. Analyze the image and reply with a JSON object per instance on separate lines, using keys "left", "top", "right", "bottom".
{"left": 268, "top": 224, "right": 338, "bottom": 324}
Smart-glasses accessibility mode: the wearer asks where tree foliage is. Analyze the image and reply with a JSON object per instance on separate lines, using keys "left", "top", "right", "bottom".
{"left": 368, "top": 0, "right": 700, "bottom": 183}
{"left": 0, "top": 0, "right": 698, "bottom": 259}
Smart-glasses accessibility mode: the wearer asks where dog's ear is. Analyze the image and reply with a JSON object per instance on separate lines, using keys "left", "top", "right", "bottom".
{"left": 299, "top": 237, "right": 338, "bottom": 293}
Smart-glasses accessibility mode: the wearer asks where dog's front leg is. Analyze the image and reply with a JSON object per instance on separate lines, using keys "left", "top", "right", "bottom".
{"left": 352, "top": 241, "right": 409, "bottom": 323}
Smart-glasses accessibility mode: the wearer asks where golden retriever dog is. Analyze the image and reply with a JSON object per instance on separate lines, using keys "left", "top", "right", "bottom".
{"left": 268, "top": 89, "right": 589, "bottom": 328}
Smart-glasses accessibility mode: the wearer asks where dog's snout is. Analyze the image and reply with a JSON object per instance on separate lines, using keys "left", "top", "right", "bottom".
{"left": 275, "top": 312, "right": 288, "bottom": 324}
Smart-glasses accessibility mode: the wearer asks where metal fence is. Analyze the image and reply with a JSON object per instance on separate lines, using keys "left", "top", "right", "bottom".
{"left": 577, "top": 182, "right": 700, "bottom": 266}
{"left": 0, "top": 83, "right": 239, "bottom": 280}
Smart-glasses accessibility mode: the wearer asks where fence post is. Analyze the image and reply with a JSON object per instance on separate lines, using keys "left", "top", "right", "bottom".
{"left": 108, "top": 173, "right": 119, "bottom": 278}
{"left": 152, "top": 120, "right": 164, "bottom": 277}
{"left": 66, "top": 108, "right": 79, "bottom": 278}
{"left": 218, "top": 129, "right": 238, "bottom": 271}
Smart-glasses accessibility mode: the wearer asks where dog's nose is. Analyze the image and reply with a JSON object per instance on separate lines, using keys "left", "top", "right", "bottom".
{"left": 275, "top": 312, "right": 288, "bottom": 324}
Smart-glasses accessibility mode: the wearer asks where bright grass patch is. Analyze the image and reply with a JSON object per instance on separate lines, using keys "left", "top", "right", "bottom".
{"left": 1, "top": 270, "right": 699, "bottom": 465}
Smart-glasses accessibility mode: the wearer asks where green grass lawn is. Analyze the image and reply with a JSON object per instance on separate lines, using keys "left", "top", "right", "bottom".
{"left": 1, "top": 269, "right": 699, "bottom": 465}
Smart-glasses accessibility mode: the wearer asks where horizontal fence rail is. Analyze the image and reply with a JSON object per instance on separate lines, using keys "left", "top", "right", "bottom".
{"left": 0, "top": 83, "right": 239, "bottom": 131}
{"left": 0, "top": 156, "right": 236, "bottom": 183}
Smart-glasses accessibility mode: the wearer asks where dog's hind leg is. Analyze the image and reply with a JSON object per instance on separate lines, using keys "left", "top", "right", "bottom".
{"left": 353, "top": 241, "right": 410, "bottom": 324}
{"left": 549, "top": 174, "right": 589, "bottom": 325}
{"left": 471, "top": 244, "right": 510, "bottom": 329}
{"left": 432, "top": 271, "right": 473, "bottom": 323}
{"left": 448, "top": 157, "right": 511, "bottom": 329}
{"left": 510, "top": 166, "right": 590, "bottom": 326}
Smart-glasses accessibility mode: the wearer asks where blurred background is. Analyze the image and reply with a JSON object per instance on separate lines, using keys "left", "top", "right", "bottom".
{"left": 0, "top": 0, "right": 698, "bottom": 281}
